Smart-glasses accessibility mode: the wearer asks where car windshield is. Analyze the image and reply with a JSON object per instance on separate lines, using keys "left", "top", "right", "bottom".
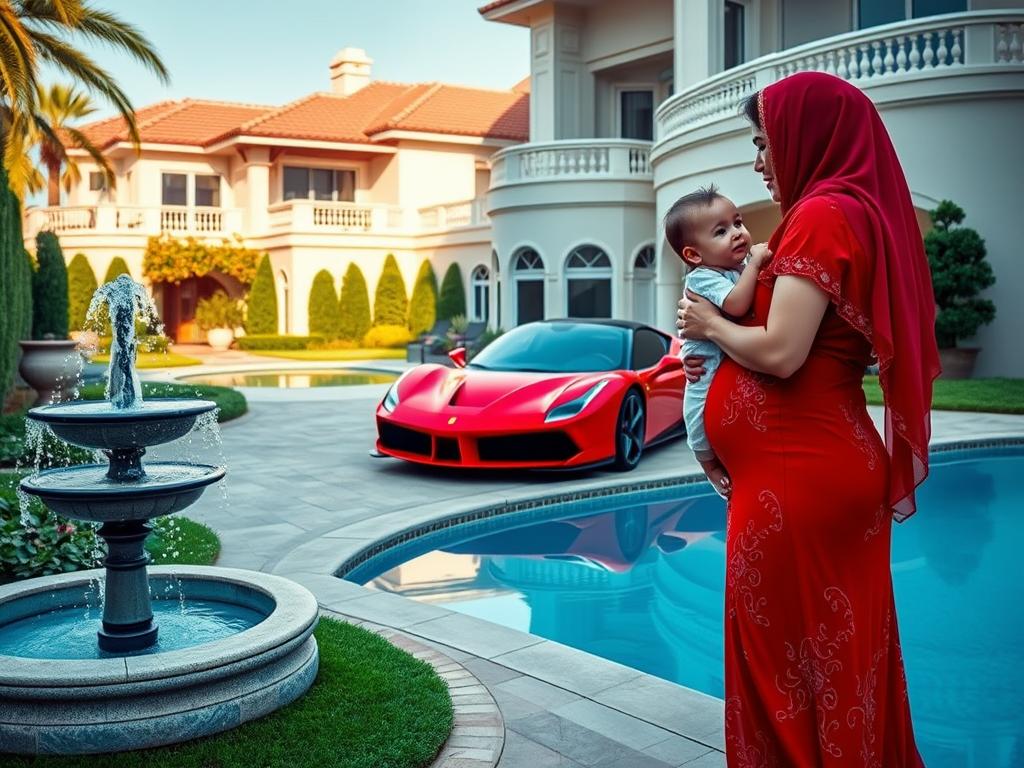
{"left": 469, "top": 322, "right": 629, "bottom": 373}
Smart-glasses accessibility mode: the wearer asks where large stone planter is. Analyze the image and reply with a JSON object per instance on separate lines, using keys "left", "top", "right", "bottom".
{"left": 938, "top": 347, "right": 980, "bottom": 379}
{"left": 206, "top": 327, "right": 234, "bottom": 351}
{"left": 17, "top": 340, "right": 82, "bottom": 405}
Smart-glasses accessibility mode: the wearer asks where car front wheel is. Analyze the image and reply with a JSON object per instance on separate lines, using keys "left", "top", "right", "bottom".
{"left": 613, "top": 389, "right": 645, "bottom": 471}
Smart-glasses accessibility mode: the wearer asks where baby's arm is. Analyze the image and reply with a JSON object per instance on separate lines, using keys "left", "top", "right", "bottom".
{"left": 720, "top": 243, "right": 771, "bottom": 317}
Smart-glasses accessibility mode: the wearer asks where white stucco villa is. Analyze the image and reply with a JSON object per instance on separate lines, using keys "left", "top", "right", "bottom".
{"left": 24, "top": 1, "right": 1024, "bottom": 376}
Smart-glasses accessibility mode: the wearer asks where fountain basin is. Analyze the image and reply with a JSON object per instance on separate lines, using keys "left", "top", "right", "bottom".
{"left": 19, "top": 462, "right": 226, "bottom": 521}
{"left": 27, "top": 399, "right": 218, "bottom": 450}
{"left": 0, "top": 566, "right": 319, "bottom": 755}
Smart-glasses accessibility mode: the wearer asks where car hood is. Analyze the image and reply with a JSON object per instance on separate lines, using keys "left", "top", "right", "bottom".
{"left": 400, "top": 366, "right": 613, "bottom": 414}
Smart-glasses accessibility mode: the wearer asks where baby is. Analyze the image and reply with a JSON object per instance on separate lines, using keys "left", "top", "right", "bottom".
{"left": 663, "top": 185, "right": 770, "bottom": 498}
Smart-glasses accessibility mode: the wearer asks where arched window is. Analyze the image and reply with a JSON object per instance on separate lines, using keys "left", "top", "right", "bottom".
{"left": 491, "top": 249, "right": 501, "bottom": 327}
{"left": 471, "top": 265, "right": 490, "bottom": 322}
{"left": 565, "top": 245, "right": 612, "bottom": 318}
{"left": 278, "top": 270, "right": 290, "bottom": 334}
{"left": 513, "top": 248, "right": 544, "bottom": 325}
{"left": 632, "top": 245, "right": 656, "bottom": 325}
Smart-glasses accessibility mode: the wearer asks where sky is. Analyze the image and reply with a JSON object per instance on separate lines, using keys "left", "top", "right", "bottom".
{"left": 40, "top": 0, "right": 529, "bottom": 118}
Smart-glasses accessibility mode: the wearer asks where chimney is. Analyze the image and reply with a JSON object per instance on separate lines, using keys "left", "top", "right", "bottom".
{"left": 329, "top": 47, "right": 372, "bottom": 96}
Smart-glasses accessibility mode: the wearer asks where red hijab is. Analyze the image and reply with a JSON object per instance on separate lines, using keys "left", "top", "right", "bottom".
{"left": 760, "top": 72, "right": 940, "bottom": 521}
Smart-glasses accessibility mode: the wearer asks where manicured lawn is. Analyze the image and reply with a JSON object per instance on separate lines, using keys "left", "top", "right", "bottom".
{"left": 12, "top": 617, "right": 454, "bottom": 768}
{"left": 863, "top": 376, "right": 1024, "bottom": 414}
{"left": 251, "top": 348, "right": 406, "bottom": 361}
{"left": 148, "top": 515, "right": 220, "bottom": 565}
{"left": 91, "top": 352, "right": 201, "bottom": 368}
{"left": 79, "top": 381, "right": 247, "bottom": 422}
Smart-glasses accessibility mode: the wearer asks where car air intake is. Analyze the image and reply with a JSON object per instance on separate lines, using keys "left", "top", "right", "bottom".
{"left": 435, "top": 437, "right": 461, "bottom": 461}
{"left": 477, "top": 432, "right": 579, "bottom": 462}
{"left": 379, "top": 422, "right": 431, "bottom": 456}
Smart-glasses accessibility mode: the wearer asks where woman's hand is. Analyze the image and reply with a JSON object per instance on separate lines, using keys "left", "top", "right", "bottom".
{"left": 676, "top": 290, "right": 722, "bottom": 342}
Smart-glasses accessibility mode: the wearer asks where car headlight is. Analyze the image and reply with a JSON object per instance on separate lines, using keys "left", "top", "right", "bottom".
{"left": 382, "top": 384, "right": 400, "bottom": 412}
{"left": 544, "top": 380, "right": 610, "bottom": 423}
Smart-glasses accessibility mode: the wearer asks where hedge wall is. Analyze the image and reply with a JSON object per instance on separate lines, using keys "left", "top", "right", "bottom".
{"left": 339, "top": 262, "right": 371, "bottom": 342}
{"left": 0, "top": 166, "right": 33, "bottom": 398}
{"left": 31, "top": 232, "right": 69, "bottom": 340}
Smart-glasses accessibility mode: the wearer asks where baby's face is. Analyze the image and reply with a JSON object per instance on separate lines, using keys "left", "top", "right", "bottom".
{"left": 689, "top": 198, "right": 752, "bottom": 269}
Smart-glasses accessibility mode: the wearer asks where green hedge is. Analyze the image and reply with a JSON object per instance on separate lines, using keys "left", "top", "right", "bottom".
{"left": 246, "top": 254, "right": 278, "bottom": 335}
{"left": 79, "top": 381, "right": 247, "bottom": 423}
{"left": 308, "top": 270, "right": 341, "bottom": 338}
{"left": 438, "top": 263, "right": 466, "bottom": 320}
{"left": 407, "top": 259, "right": 438, "bottom": 336}
{"left": 339, "top": 262, "right": 371, "bottom": 342}
{"left": 67, "top": 253, "right": 98, "bottom": 332}
{"left": 31, "top": 232, "right": 69, "bottom": 340}
{"left": 0, "top": 165, "right": 33, "bottom": 398}
{"left": 372, "top": 254, "right": 407, "bottom": 327}
{"left": 235, "top": 334, "right": 324, "bottom": 351}
{"left": 103, "top": 256, "right": 131, "bottom": 284}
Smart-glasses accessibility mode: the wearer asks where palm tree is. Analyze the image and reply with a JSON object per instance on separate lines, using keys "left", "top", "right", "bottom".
{"left": 36, "top": 83, "right": 114, "bottom": 205}
{"left": 0, "top": 0, "right": 169, "bottom": 194}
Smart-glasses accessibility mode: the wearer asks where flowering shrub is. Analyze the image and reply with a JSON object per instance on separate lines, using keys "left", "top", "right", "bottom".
{"left": 142, "top": 234, "right": 263, "bottom": 286}
{"left": 0, "top": 494, "right": 101, "bottom": 582}
{"left": 362, "top": 324, "right": 413, "bottom": 349}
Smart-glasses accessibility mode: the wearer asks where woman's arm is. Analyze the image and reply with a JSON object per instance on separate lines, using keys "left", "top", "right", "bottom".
{"left": 685, "top": 276, "right": 830, "bottom": 378}
{"left": 720, "top": 245, "right": 769, "bottom": 318}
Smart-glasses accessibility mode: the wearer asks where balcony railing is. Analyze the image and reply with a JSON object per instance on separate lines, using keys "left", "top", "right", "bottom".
{"left": 656, "top": 11, "right": 1024, "bottom": 140}
{"left": 24, "top": 205, "right": 242, "bottom": 238}
{"left": 267, "top": 200, "right": 406, "bottom": 232}
{"left": 418, "top": 198, "right": 488, "bottom": 229}
{"left": 490, "top": 139, "right": 653, "bottom": 187}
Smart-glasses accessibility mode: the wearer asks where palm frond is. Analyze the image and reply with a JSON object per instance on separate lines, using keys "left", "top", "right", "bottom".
{"left": 64, "top": 123, "right": 113, "bottom": 189}
{"left": 0, "top": 3, "right": 38, "bottom": 114}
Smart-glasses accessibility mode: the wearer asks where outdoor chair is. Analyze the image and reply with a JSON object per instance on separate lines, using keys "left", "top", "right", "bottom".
{"left": 406, "top": 319, "right": 451, "bottom": 363}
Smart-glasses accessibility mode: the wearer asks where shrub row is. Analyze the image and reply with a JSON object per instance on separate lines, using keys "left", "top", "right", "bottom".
{"left": 0, "top": 165, "right": 33, "bottom": 399}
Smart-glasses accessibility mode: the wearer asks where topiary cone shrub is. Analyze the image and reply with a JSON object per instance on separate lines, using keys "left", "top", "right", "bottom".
{"left": 31, "top": 232, "right": 69, "bottom": 339}
{"left": 67, "top": 254, "right": 98, "bottom": 332}
{"left": 407, "top": 260, "right": 438, "bottom": 336}
{"left": 373, "top": 254, "right": 408, "bottom": 327}
{"left": 246, "top": 254, "right": 278, "bottom": 335}
{"left": 437, "top": 263, "right": 466, "bottom": 321}
{"left": 339, "top": 263, "right": 371, "bottom": 342}
{"left": 308, "top": 270, "right": 341, "bottom": 339}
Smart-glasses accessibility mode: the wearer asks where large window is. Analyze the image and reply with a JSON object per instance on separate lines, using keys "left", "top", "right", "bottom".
{"left": 88, "top": 171, "right": 107, "bottom": 192}
{"left": 161, "top": 173, "right": 187, "bottom": 206}
{"left": 283, "top": 166, "right": 355, "bottom": 202}
{"left": 632, "top": 245, "right": 656, "bottom": 326}
{"left": 194, "top": 174, "right": 220, "bottom": 207}
{"left": 513, "top": 248, "right": 545, "bottom": 325}
{"left": 471, "top": 265, "right": 490, "bottom": 323}
{"left": 565, "top": 246, "right": 612, "bottom": 319}
{"left": 859, "top": 0, "right": 965, "bottom": 29}
{"left": 620, "top": 91, "right": 654, "bottom": 141}
{"left": 724, "top": 1, "right": 745, "bottom": 70}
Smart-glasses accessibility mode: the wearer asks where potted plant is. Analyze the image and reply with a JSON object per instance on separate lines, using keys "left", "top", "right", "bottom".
{"left": 19, "top": 232, "right": 80, "bottom": 405}
{"left": 195, "top": 291, "right": 244, "bottom": 351}
{"left": 925, "top": 200, "right": 996, "bottom": 379}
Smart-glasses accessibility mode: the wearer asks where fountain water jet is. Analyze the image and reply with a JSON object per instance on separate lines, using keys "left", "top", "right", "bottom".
{"left": 0, "top": 276, "right": 319, "bottom": 755}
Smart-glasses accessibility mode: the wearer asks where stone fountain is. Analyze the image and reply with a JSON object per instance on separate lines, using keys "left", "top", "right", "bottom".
{"left": 0, "top": 276, "right": 319, "bottom": 755}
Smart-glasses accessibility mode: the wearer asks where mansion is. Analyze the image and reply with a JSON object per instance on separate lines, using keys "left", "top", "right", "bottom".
{"left": 23, "top": 0, "right": 1024, "bottom": 376}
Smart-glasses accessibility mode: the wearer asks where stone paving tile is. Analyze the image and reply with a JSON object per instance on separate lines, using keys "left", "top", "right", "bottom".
{"left": 461, "top": 657, "right": 524, "bottom": 687}
{"left": 493, "top": 641, "right": 643, "bottom": 697}
{"left": 408, "top": 613, "right": 546, "bottom": 660}
{"left": 336, "top": 590, "right": 453, "bottom": 628}
{"left": 507, "top": 711, "right": 675, "bottom": 768}
{"left": 590, "top": 675, "right": 723, "bottom": 745}
{"left": 550, "top": 698, "right": 676, "bottom": 750}
{"left": 497, "top": 730, "right": 587, "bottom": 767}
{"left": 642, "top": 735, "right": 714, "bottom": 766}
{"left": 492, "top": 676, "right": 581, "bottom": 711}
{"left": 678, "top": 751, "right": 726, "bottom": 767}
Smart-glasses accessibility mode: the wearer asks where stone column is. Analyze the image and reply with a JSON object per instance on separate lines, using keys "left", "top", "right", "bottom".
{"left": 529, "top": 6, "right": 590, "bottom": 141}
{"left": 243, "top": 147, "right": 272, "bottom": 234}
{"left": 674, "top": 0, "right": 725, "bottom": 91}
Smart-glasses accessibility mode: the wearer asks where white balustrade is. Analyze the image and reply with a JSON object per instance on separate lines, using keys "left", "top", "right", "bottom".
{"left": 491, "top": 140, "right": 653, "bottom": 188}
{"left": 417, "top": 198, "right": 489, "bottom": 230}
{"left": 268, "top": 200, "right": 405, "bottom": 232}
{"left": 657, "top": 11, "right": 1024, "bottom": 139}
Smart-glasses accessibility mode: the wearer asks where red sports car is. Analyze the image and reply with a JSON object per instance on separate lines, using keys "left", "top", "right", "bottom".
{"left": 375, "top": 319, "right": 686, "bottom": 471}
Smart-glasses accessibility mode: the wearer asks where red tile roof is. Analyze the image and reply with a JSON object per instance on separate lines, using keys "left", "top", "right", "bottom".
{"left": 78, "top": 80, "right": 528, "bottom": 150}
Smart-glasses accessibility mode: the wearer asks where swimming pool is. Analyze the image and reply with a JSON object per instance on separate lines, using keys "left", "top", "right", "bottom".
{"left": 348, "top": 444, "right": 1023, "bottom": 768}
{"left": 179, "top": 369, "right": 398, "bottom": 388}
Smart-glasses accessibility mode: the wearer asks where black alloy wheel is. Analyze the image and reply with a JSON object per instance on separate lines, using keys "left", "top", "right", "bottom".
{"left": 613, "top": 389, "right": 645, "bottom": 471}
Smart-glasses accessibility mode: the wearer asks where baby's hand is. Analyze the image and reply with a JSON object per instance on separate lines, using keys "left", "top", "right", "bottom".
{"left": 699, "top": 457, "right": 732, "bottom": 500}
{"left": 748, "top": 243, "right": 772, "bottom": 269}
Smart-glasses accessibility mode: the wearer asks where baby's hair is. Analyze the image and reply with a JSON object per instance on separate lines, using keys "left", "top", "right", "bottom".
{"left": 664, "top": 184, "right": 725, "bottom": 258}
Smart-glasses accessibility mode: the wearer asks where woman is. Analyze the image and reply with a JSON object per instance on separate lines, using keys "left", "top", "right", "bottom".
{"left": 677, "top": 72, "right": 939, "bottom": 766}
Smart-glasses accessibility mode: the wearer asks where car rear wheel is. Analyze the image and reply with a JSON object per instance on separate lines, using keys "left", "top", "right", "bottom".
{"left": 614, "top": 389, "right": 645, "bottom": 471}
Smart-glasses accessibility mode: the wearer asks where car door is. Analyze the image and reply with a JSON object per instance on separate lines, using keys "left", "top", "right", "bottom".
{"left": 632, "top": 328, "right": 685, "bottom": 440}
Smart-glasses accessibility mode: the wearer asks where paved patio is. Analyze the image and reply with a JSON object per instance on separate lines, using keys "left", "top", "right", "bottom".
{"left": 159, "top": 359, "right": 1024, "bottom": 767}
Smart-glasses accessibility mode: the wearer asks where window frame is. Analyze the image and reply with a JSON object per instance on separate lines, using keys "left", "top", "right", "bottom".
{"left": 471, "top": 264, "right": 490, "bottom": 323}
{"left": 512, "top": 247, "right": 545, "bottom": 326}
{"left": 280, "top": 163, "right": 358, "bottom": 203}
{"left": 613, "top": 84, "right": 657, "bottom": 142}
{"left": 565, "top": 244, "right": 613, "bottom": 319}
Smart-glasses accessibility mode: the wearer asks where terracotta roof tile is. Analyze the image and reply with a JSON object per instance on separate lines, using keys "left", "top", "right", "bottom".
{"left": 366, "top": 84, "right": 528, "bottom": 141}
{"left": 512, "top": 75, "right": 530, "bottom": 93}
{"left": 79, "top": 99, "right": 274, "bottom": 148}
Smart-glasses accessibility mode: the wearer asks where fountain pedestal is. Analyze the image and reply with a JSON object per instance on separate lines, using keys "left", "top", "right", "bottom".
{"left": 97, "top": 520, "right": 157, "bottom": 652}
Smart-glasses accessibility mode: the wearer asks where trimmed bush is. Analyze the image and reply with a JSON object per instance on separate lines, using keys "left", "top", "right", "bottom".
{"left": 407, "top": 259, "right": 438, "bottom": 336}
{"left": 308, "top": 270, "right": 341, "bottom": 338}
{"left": 67, "top": 253, "right": 98, "bottom": 332}
{"left": 103, "top": 256, "right": 131, "bottom": 284}
{"left": 31, "top": 232, "right": 69, "bottom": 339}
{"left": 339, "top": 262, "right": 371, "bottom": 342}
{"left": 235, "top": 334, "right": 324, "bottom": 351}
{"left": 372, "top": 254, "right": 408, "bottom": 327}
{"left": 0, "top": 166, "right": 33, "bottom": 397}
{"left": 438, "top": 263, "right": 467, "bottom": 320}
{"left": 363, "top": 324, "right": 413, "bottom": 349}
{"left": 246, "top": 254, "right": 278, "bottom": 334}
{"left": 195, "top": 291, "right": 244, "bottom": 331}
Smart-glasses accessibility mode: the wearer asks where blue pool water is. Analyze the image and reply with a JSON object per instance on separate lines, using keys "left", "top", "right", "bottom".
{"left": 351, "top": 445, "right": 1024, "bottom": 768}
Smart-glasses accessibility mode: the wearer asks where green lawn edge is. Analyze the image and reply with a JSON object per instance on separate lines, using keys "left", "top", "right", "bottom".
{"left": 91, "top": 352, "right": 202, "bottom": 369}
{"left": 250, "top": 348, "right": 406, "bottom": 361}
{"left": 9, "top": 617, "right": 454, "bottom": 768}
{"left": 863, "top": 376, "right": 1024, "bottom": 414}
{"left": 79, "top": 381, "right": 247, "bottom": 423}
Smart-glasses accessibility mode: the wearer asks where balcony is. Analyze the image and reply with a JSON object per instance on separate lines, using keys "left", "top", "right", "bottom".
{"left": 490, "top": 139, "right": 652, "bottom": 189}
{"left": 418, "top": 198, "right": 488, "bottom": 230}
{"left": 655, "top": 11, "right": 1024, "bottom": 143}
{"left": 23, "top": 204, "right": 243, "bottom": 240}
{"left": 266, "top": 199, "right": 407, "bottom": 233}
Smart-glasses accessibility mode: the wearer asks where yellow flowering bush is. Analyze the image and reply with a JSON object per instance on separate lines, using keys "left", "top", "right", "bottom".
{"left": 142, "top": 234, "right": 263, "bottom": 285}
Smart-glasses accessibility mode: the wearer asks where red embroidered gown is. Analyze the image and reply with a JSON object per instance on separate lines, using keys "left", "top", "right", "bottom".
{"left": 705, "top": 196, "right": 925, "bottom": 767}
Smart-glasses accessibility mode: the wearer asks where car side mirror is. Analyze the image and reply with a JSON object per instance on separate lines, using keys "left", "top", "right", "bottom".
{"left": 448, "top": 347, "right": 467, "bottom": 368}
{"left": 658, "top": 354, "right": 683, "bottom": 372}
